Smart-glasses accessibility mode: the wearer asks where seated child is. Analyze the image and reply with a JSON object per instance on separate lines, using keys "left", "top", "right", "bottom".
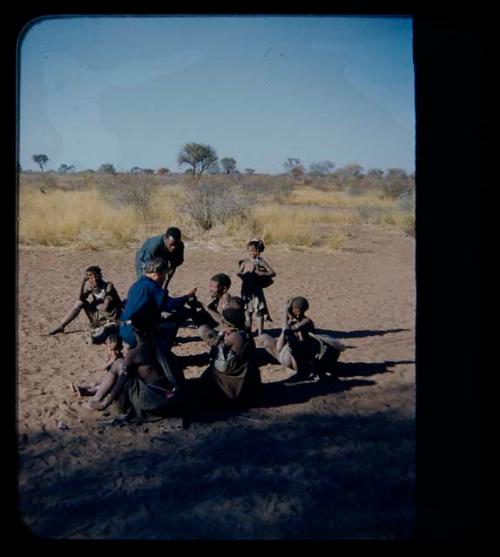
{"left": 71, "top": 335, "right": 126, "bottom": 402}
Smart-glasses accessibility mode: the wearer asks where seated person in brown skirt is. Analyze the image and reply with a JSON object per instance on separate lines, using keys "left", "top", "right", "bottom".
{"left": 194, "top": 306, "right": 261, "bottom": 406}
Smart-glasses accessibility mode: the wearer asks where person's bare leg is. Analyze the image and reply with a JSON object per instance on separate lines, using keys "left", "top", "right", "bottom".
{"left": 245, "top": 309, "right": 253, "bottom": 333}
{"left": 72, "top": 383, "right": 98, "bottom": 397}
{"left": 256, "top": 333, "right": 279, "bottom": 358}
{"left": 88, "top": 372, "right": 127, "bottom": 411}
{"left": 49, "top": 303, "right": 83, "bottom": 335}
{"left": 256, "top": 315, "right": 264, "bottom": 336}
{"left": 92, "top": 370, "right": 119, "bottom": 402}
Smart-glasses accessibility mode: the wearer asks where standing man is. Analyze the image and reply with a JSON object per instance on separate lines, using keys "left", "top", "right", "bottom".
{"left": 135, "top": 227, "right": 184, "bottom": 287}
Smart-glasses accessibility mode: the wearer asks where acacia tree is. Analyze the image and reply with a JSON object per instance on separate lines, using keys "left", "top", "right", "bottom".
{"left": 283, "top": 157, "right": 301, "bottom": 173}
{"left": 220, "top": 157, "right": 237, "bottom": 174}
{"left": 177, "top": 142, "right": 217, "bottom": 179}
{"left": 308, "top": 161, "right": 335, "bottom": 176}
{"left": 58, "top": 164, "right": 75, "bottom": 174}
{"left": 99, "top": 163, "right": 116, "bottom": 174}
{"left": 32, "top": 154, "right": 49, "bottom": 171}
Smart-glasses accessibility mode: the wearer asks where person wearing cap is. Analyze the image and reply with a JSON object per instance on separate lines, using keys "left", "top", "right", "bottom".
{"left": 195, "top": 306, "right": 261, "bottom": 404}
{"left": 135, "top": 226, "right": 185, "bottom": 287}
{"left": 119, "top": 257, "right": 197, "bottom": 350}
{"left": 48, "top": 265, "right": 122, "bottom": 337}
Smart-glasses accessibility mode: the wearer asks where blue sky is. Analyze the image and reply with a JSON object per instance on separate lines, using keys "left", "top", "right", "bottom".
{"left": 19, "top": 16, "right": 415, "bottom": 174}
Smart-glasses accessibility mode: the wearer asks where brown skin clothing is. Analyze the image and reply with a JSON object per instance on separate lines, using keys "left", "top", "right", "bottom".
{"left": 201, "top": 329, "right": 261, "bottom": 402}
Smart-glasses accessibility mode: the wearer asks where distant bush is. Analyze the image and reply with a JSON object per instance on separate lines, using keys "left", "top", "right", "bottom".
{"left": 95, "top": 173, "right": 157, "bottom": 222}
{"left": 182, "top": 179, "right": 256, "bottom": 230}
{"left": 242, "top": 174, "right": 294, "bottom": 202}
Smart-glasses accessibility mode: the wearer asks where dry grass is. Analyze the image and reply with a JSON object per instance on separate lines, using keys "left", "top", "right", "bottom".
{"left": 18, "top": 176, "right": 414, "bottom": 250}
{"left": 289, "top": 187, "right": 395, "bottom": 209}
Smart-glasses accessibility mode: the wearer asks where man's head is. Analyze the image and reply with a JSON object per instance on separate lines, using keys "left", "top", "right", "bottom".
{"left": 164, "top": 227, "right": 182, "bottom": 253}
{"left": 209, "top": 273, "right": 231, "bottom": 299}
{"left": 144, "top": 257, "right": 169, "bottom": 284}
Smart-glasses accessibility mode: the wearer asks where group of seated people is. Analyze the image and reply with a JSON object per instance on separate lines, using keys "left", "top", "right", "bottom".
{"left": 49, "top": 227, "right": 345, "bottom": 423}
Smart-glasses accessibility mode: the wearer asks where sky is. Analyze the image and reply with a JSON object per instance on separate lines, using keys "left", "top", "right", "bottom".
{"left": 19, "top": 16, "right": 415, "bottom": 174}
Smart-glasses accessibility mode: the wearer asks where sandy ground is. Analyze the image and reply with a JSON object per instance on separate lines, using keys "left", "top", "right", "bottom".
{"left": 17, "top": 225, "right": 415, "bottom": 539}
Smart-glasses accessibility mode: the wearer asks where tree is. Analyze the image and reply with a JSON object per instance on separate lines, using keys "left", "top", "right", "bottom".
{"left": 177, "top": 142, "right": 218, "bottom": 179}
{"left": 130, "top": 166, "right": 142, "bottom": 173}
{"left": 385, "top": 168, "right": 408, "bottom": 181}
{"left": 244, "top": 168, "right": 255, "bottom": 175}
{"left": 156, "top": 167, "right": 170, "bottom": 175}
{"left": 58, "top": 164, "right": 75, "bottom": 174}
{"left": 220, "top": 157, "right": 237, "bottom": 174}
{"left": 207, "top": 163, "right": 222, "bottom": 175}
{"left": 344, "top": 163, "right": 364, "bottom": 179}
{"left": 283, "top": 158, "right": 301, "bottom": 173}
{"left": 32, "top": 154, "right": 49, "bottom": 171}
{"left": 308, "top": 161, "right": 335, "bottom": 176}
{"left": 99, "top": 163, "right": 116, "bottom": 174}
{"left": 291, "top": 164, "right": 305, "bottom": 180}
{"left": 367, "top": 168, "right": 384, "bottom": 179}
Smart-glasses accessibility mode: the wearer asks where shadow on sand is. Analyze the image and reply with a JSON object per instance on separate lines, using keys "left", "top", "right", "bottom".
{"left": 19, "top": 407, "right": 415, "bottom": 539}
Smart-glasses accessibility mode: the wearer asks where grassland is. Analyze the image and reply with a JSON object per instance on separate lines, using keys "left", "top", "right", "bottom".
{"left": 18, "top": 172, "right": 414, "bottom": 250}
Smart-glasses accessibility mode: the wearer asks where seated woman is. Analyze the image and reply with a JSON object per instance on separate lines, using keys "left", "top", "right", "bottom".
{"left": 257, "top": 297, "right": 345, "bottom": 380}
{"left": 194, "top": 306, "right": 261, "bottom": 406}
{"left": 49, "top": 265, "right": 122, "bottom": 344}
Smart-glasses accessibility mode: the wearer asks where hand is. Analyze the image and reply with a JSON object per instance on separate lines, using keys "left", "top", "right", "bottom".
{"left": 185, "top": 287, "right": 197, "bottom": 297}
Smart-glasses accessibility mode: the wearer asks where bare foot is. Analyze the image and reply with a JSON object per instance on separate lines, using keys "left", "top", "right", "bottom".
{"left": 71, "top": 383, "right": 97, "bottom": 397}
{"left": 86, "top": 399, "right": 108, "bottom": 411}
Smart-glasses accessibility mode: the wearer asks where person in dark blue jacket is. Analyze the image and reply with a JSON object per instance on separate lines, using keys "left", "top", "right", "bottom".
{"left": 135, "top": 227, "right": 184, "bottom": 286}
{"left": 120, "top": 257, "right": 196, "bottom": 349}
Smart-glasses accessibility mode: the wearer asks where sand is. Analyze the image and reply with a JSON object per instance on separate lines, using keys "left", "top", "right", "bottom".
{"left": 17, "top": 225, "right": 415, "bottom": 539}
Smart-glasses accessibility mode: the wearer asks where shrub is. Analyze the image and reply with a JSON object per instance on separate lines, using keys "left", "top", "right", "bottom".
{"left": 182, "top": 179, "right": 256, "bottom": 230}
{"left": 95, "top": 173, "right": 157, "bottom": 222}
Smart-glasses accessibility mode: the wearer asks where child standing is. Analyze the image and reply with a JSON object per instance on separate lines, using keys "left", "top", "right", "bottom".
{"left": 237, "top": 239, "right": 276, "bottom": 335}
